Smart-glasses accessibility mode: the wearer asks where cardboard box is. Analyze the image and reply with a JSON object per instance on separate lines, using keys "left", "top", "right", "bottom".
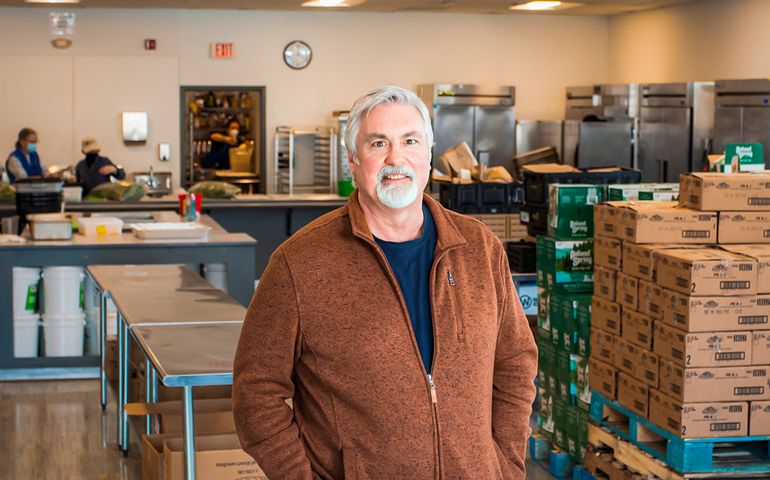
{"left": 594, "top": 236, "right": 622, "bottom": 271}
{"left": 125, "top": 398, "right": 236, "bottom": 435}
{"left": 658, "top": 358, "right": 770, "bottom": 402}
{"left": 660, "top": 291, "right": 764, "bottom": 332}
{"left": 537, "top": 236, "right": 594, "bottom": 294}
{"left": 760, "top": 295, "right": 770, "bottom": 320}
{"left": 638, "top": 280, "right": 665, "bottom": 319}
{"left": 619, "top": 202, "right": 717, "bottom": 244}
{"left": 750, "top": 401, "right": 770, "bottom": 436}
{"left": 594, "top": 266, "right": 617, "bottom": 302}
{"left": 618, "top": 372, "right": 649, "bottom": 418}
{"left": 538, "top": 341, "right": 558, "bottom": 394}
{"left": 591, "top": 327, "right": 615, "bottom": 364}
{"left": 589, "top": 356, "right": 618, "bottom": 400}
{"left": 679, "top": 172, "right": 770, "bottom": 211}
{"left": 653, "top": 322, "right": 752, "bottom": 367}
{"left": 649, "top": 389, "right": 748, "bottom": 439}
{"left": 720, "top": 245, "right": 770, "bottom": 294}
{"left": 593, "top": 203, "right": 622, "bottom": 239}
{"left": 607, "top": 183, "right": 679, "bottom": 202}
{"left": 548, "top": 184, "right": 604, "bottom": 240}
{"left": 591, "top": 296, "right": 621, "bottom": 335}
{"left": 622, "top": 243, "right": 698, "bottom": 281}
{"left": 538, "top": 386, "right": 555, "bottom": 436}
{"left": 719, "top": 212, "right": 770, "bottom": 244}
{"left": 434, "top": 141, "right": 476, "bottom": 177}
{"left": 616, "top": 337, "right": 658, "bottom": 388}
{"left": 164, "top": 434, "right": 266, "bottom": 480}
{"left": 616, "top": 272, "right": 639, "bottom": 311}
{"left": 752, "top": 331, "right": 770, "bottom": 365}
{"left": 622, "top": 308, "right": 654, "bottom": 349}
{"left": 655, "top": 248, "right": 757, "bottom": 296}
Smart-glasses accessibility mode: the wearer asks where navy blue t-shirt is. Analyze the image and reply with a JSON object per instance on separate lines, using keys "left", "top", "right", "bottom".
{"left": 375, "top": 203, "right": 437, "bottom": 374}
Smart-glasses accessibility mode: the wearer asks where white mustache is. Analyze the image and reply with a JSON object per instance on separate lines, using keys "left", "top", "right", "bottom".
{"left": 378, "top": 166, "right": 415, "bottom": 182}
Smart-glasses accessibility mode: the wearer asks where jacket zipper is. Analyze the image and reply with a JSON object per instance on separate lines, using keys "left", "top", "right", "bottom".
{"left": 447, "top": 271, "right": 464, "bottom": 341}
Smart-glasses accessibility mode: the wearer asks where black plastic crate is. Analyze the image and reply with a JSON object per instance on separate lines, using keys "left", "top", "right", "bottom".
{"left": 521, "top": 204, "right": 547, "bottom": 237}
{"left": 523, "top": 167, "right": 641, "bottom": 206}
{"left": 479, "top": 182, "right": 511, "bottom": 213}
{"left": 506, "top": 241, "right": 537, "bottom": 273}
{"left": 438, "top": 182, "right": 480, "bottom": 214}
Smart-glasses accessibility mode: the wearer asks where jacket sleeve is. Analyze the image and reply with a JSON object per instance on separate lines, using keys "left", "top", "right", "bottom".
{"left": 233, "top": 247, "right": 314, "bottom": 479}
{"left": 491, "top": 242, "right": 538, "bottom": 479}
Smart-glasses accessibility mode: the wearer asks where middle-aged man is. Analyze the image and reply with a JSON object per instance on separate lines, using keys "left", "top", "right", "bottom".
{"left": 233, "top": 85, "right": 537, "bottom": 479}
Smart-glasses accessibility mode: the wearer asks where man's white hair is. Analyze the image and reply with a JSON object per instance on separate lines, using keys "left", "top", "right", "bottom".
{"left": 345, "top": 85, "right": 434, "bottom": 164}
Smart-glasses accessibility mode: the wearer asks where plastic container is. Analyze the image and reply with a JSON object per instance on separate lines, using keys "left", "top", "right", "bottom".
{"left": 203, "top": 263, "right": 228, "bottom": 293}
{"left": 13, "top": 267, "right": 40, "bottom": 316}
{"left": 42, "top": 266, "right": 84, "bottom": 315}
{"left": 77, "top": 216, "right": 123, "bottom": 237}
{"left": 62, "top": 185, "right": 83, "bottom": 202}
{"left": 27, "top": 213, "right": 73, "bottom": 240}
{"left": 14, "top": 313, "right": 40, "bottom": 358}
{"left": 43, "top": 312, "right": 85, "bottom": 357}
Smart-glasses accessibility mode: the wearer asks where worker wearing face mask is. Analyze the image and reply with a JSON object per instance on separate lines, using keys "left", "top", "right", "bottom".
{"left": 6, "top": 127, "right": 44, "bottom": 183}
{"left": 202, "top": 118, "right": 245, "bottom": 170}
{"left": 74, "top": 135, "right": 125, "bottom": 195}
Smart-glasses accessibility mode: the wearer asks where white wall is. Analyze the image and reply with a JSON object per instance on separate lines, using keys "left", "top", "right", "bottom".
{"left": 0, "top": 7, "right": 609, "bottom": 190}
{"left": 608, "top": 0, "right": 770, "bottom": 83}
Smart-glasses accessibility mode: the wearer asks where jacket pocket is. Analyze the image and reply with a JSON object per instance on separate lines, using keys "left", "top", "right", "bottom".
{"left": 447, "top": 271, "right": 465, "bottom": 342}
{"left": 341, "top": 447, "right": 358, "bottom": 480}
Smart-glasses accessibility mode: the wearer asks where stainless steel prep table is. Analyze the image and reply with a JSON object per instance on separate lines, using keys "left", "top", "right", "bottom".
{"left": 0, "top": 232, "right": 255, "bottom": 380}
{"left": 130, "top": 322, "right": 243, "bottom": 480}
{"left": 91, "top": 265, "right": 245, "bottom": 454}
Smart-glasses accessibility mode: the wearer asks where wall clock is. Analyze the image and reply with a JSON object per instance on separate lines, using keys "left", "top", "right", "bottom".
{"left": 283, "top": 40, "right": 312, "bottom": 70}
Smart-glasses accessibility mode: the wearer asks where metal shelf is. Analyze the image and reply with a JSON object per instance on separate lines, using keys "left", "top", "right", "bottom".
{"left": 274, "top": 126, "right": 337, "bottom": 195}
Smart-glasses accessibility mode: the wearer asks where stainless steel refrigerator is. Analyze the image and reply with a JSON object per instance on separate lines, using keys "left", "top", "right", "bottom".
{"left": 563, "top": 84, "right": 638, "bottom": 169}
{"left": 418, "top": 84, "right": 516, "bottom": 170}
{"left": 713, "top": 79, "right": 770, "bottom": 168}
{"left": 637, "top": 82, "right": 714, "bottom": 182}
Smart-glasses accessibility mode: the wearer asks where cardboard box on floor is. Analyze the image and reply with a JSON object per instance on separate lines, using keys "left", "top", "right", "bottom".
{"left": 679, "top": 172, "right": 770, "bottom": 211}
{"left": 658, "top": 358, "right": 770, "bottom": 402}
{"left": 718, "top": 212, "right": 770, "bottom": 244}
{"left": 591, "top": 296, "right": 621, "bottom": 335}
{"left": 660, "top": 291, "right": 764, "bottom": 332}
{"left": 589, "top": 356, "right": 618, "bottom": 400}
{"left": 590, "top": 328, "right": 616, "bottom": 364}
{"left": 622, "top": 308, "right": 654, "bottom": 349}
{"left": 617, "top": 372, "right": 649, "bottom": 418}
{"left": 593, "top": 203, "right": 622, "bottom": 239}
{"left": 616, "top": 272, "right": 639, "bottom": 311}
{"left": 618, "top": 202, "right": 717, "bottom": 244}
{"left": 125, "top": 398, "right": 235, "bottom": 435}
{"left": 653, "top": 322, "right": 752, "bottom": 368}
{"left": 720, "top": 245, "right": 770, "bottom": 294}
{"left": 622, "top": 243, "right": 700, "bottom": 282}
{"left": 594, "top": 236, "right": 622, "bottom": 271}
{"left": 638, "top": 280, "right": 665, "bottom": 319}
{"left": 615, "top": 337, "right": 658, "bottom": 388}
{"left": 594, "top": 266, "right": 617, "bottom": 302}
{"left": 654, "top": 248, "right": 758, "bottom": 296}
{"left": 649, "top": 389, "right": 748, "bottom": 439}
{"left": 750, "top": 401, "right": 770, "bottom": 436}
{"left": 142, "top": 433, "right": 266, "bottom": 480}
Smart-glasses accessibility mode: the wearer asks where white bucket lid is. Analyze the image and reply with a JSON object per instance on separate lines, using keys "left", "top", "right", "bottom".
{"left": 42, "top": 266, "right": 85, "bottom": 277}
{"left": 42, "top": 312, "right": 86, "bottom": 322}
{"left": 14, "top": 313, "right": 41, "bottom": 323}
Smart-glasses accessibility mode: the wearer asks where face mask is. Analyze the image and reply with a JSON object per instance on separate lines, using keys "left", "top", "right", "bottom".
{"left": 27, "top": 143, "right": 37, "bottom": 154}
{"left": 229, "top": 129, "right": 239, "bottom": 138}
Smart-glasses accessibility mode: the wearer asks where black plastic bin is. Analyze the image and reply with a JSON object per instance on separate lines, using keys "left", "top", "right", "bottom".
{"left": 523, "top": 167, "right": 641, "bottom": 206}
{"left": 521, "top": 204, "right": 548, "bottom": 237}
{"left": 506, "top": 241, "right": 537, "bottom": 273}
{"left": 438, "top": 182, "right": 480, "bottom": 214}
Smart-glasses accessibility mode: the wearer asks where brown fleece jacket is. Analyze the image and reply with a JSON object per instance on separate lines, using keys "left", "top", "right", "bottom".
{"left": 233, "top": 191, "right": 538, "bottom": 479}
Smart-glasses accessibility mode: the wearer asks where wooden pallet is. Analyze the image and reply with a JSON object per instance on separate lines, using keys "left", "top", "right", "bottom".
{"left": 590, "top": 392, "right": 770, "bottom": 476}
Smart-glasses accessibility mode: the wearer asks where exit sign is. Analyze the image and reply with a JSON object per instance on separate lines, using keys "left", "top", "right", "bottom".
{"left": 210, "top": 42, "right": 235, "bottom": 59}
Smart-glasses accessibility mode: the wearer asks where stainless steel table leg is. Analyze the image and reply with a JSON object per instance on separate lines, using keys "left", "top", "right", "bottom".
{"left": 100, "top": 289, "right": 108, "bottom": 409}
{"left": 116, "top": 310, "right": 124, "bottom": 450}
{"left": 145, "top": 357, "right": 153, "bottom": 435}
{"left": 121, "top": 316, "right": 130, "bottom": 453}
{"left": 183, "top": 386, "right": 196, "bottom": 480}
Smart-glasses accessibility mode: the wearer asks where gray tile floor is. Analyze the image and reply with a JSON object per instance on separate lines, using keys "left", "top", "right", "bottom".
{"left": 0, "top": 379, "right": 555, "bottom": 479}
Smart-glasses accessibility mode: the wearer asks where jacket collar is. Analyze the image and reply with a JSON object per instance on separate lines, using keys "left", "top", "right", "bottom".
{"left": 347, "top": 189, "right": 467, "bottom": 251}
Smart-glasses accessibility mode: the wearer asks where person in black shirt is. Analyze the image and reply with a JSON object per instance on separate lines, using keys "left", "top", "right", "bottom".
{"left": 74, "top": 135, "right": 125, "bottom": 195}
{"left": 202, "top": 118, "right": 244, "bottom": 170}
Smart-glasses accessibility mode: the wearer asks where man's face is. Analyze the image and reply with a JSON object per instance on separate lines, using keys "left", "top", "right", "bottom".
{"left": 350, "top": 103, "right": 431, "bottom": 210}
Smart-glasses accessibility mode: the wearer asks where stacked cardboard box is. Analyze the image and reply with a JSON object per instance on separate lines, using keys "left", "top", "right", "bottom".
{"left": 536, "top": 184, "right": 601, "bottom": 462}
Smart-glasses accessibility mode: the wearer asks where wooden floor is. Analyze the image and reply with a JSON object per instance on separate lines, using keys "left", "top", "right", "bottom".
{"left": 0, "top": 379, "right": 553, "bottom": 480}
{"left": 0, "top": 379, "right": 141, "bottom": 480}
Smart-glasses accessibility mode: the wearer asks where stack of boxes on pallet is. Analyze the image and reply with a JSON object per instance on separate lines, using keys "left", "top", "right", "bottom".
{"left": 536, "top": 184, "right": 603, "bottom": 463}
{"left": 590, "top": 171, "right": 770, "bottom": 446}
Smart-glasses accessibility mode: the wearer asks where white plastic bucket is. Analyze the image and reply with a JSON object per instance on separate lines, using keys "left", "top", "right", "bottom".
{"left": 43, "top": 312, "right": 85, "bottom": 357}
{"left": 12, "top": 267, "right": 40, "bottom": 316}
{"left": 85, "top": 307, "right": 100, "bottom": 355}
{"left": 14, "top": 313, "right": 40, "bottom": 358}
{"left": 204, "top": 263, "right": 228, "bottom": 293}
{"left": 42, "top": 266, "right": 85, "bottom": 316}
